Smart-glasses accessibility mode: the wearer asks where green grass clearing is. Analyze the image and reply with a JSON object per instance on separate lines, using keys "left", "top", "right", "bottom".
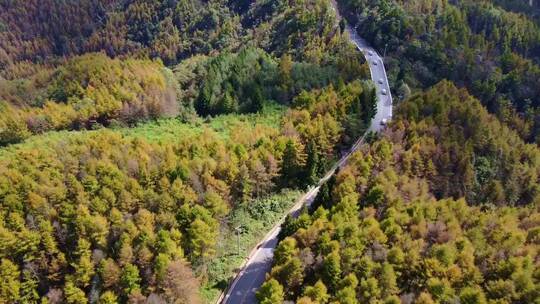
{"left": 0, "top": 103, "right": 286, "bottom": 158}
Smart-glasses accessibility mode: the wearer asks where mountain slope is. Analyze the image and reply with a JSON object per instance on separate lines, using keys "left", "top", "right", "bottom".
{"left": 338, "top": 0, "right": 540, "bottom": 143}
{"left": 258, "top": 81, "right": 540, "bottom": 304}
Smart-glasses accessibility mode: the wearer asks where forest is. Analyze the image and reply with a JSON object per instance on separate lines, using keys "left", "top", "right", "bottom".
{"left": 259, "top": 81, "right": 540, "bottom": 304}
{"left": 1, "top": 0, "right": 539, "bottom": 303}
{"left": 0, "top": 77, "right": 375, "bottom": 303}
{"left": 337, "top": 0, "right": 540, "bottom": 143}
{"left": 0, "top": 0, "right": 342, "bottom": 69}
{"left": 0, "top": 53, "right": 177, "bottom": 145}
{"left": 0, "top": 45, "right": 365, "bottom": 146}
{"left": 0, "top": 0, "right": 380, "bottom": 302}
{"left": 0, "top": 0, "right": 365, "bottom": 146}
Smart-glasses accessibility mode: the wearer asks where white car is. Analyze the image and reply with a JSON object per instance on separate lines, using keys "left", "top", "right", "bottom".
{"left": 378, "top": 78, "right": 384, "bottom": 84}
{"left": 380, "top": 115, "right": 392, "bottom": 126}
{"left": 372, "top": 60, "right": 378, "bottom": 66}
{"left": 381, "top": 89, "right": 387, "bottom": 95}
{"left": 368, "top": 51, "right": 373, "bottom": 56}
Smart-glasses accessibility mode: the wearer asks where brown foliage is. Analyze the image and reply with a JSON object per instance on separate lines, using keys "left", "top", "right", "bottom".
{"left": 160, "top": 260, "right": 201, "bottom": 304}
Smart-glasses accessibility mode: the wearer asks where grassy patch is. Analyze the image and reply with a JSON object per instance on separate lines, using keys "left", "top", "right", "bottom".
{"left": 0, "top": 103, "right": 286, "bottom": 158}
{"left": 122, "top": 102, "right": 285, "bottom": 143}
{"left": 200, "top": 189, "right": 302, "bottom": 303}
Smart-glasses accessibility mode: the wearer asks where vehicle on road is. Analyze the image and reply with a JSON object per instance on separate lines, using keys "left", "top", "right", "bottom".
{"left": 373, "top": 60, "right": 378, "bottom": 65}
{"left": 368, "top": 51, "right": 373, "bottom": 56}
{"left": 381, "top": 89, "right": 387, "bottom": 95}
{"left": 378, "top": 78, "right": 384, "bottom": 84}
{"left": 380, "top": 115, "right": 392, "bottom": 126}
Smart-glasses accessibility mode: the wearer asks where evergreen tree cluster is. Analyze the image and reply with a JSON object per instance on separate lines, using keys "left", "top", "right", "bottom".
{"left": 0, "top": 0, "right": 344, "bottom": 69}
{"left": 259, "top": 80, "right": 540, "bottom": 304}
{"left": 338, "top": 0, "right": 540, "bottom": 143}
{"left": 0, "top": 53, "right": 177, "bottom": 146}
{"left": 0, "top": 74, "right": 375, "bottom": 302}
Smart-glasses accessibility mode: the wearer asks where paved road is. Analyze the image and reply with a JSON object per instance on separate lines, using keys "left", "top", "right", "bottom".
{"left": 220, "top": 187, "right": 321, "bottom": 304}
{"left": 219, "top": 9, "right": 393, "bottom": 304}
{"left": 346, "top": 26, "right": 393, "bottom": 132}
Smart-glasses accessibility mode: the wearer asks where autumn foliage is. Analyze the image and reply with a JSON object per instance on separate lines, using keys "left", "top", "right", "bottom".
{"left": 259, "top": 81, "right": 540, "bottom": 304}
{"left": 0, "top": 53, "right": 177, "bottom": 145}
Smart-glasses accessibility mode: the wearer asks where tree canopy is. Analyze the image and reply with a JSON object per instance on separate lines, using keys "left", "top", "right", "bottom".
{"left": 259, "top": 80, "right": 540, "bottom": 304}
{"left": 339, "top": 0, "right": 540, "bottom": 143}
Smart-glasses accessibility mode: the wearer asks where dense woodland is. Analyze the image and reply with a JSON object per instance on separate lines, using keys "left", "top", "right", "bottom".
{"left": 0, "top": 76, "right": 376, "bottom": 303}
{"left": 0, "top": 1, "right": 379, "bottom": 302}
{"left": 338, "top": 0, "right": 540, "bottom": 143}
{"left": 1, "top": 0, "right": 540, "bottom": 303}
{"left": 0, "top": 0, "right": 341, "bottom": 69}
{"left": 259, "top": 81, "right": 540, "bottom": 304}
{"left": 0, "top": 44, "right": 365, "bottom": 146}
{"left": 0, "top": 53, "right": 178, "bottom": 145}
{"left": 490, "top": 0, "right": 540, "bottom": 23}
{"left": 0, "top": 0, "right": 366, "bottom": 146}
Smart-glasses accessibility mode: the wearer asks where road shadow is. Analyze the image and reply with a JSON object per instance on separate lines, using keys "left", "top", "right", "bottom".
{"left": 260, "top": 237, "right": 278, "bottom": 249}
{"left": 223, "top": 258, "right": 274, "bottom": 304}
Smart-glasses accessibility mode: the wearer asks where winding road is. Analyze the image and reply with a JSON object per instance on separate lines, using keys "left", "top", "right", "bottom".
{"left": 219, "top": 6, "right": 393, "bottom": 304}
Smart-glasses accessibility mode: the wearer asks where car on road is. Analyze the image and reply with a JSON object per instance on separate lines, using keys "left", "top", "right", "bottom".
{"left": 372, "top": 60, "right": 378, "bottom": 65}
{"left": 378, "top": 78, "right": 384, "bottom": 84}
{"left": 381, "top": 89, "right": 387, "bottom": 95}
{"left": 380, "top": 115, "right": 392, "bottom": 126}
{"left": 368, "top": 51, "right": 373, "bottom": 56}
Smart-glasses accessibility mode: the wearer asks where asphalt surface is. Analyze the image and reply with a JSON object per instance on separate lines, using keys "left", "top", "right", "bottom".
{"left": 220, "top": 15, "right": 393, "bottom": 304}
{"left": 220, "top": 187, "right": 320, "bottom": 304}
{"left": 346, "top": 26, "right": 393, "bottom": 132}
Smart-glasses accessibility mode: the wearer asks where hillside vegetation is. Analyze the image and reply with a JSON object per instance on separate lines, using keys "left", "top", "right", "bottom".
{"left": 0, "top": 40, "right": 365, "bottom": 146}
{"left": 258, "top": 81, "right": 540, "bottom": 304}
{"left": 0, "top": 0, "right": 363, "bottom": 146}
{"left": 0, "top": 53, "right": 176, "bottom": 145}
{"left": 339, "top": 0, "right": 540, "bottom": 143}
{"left": 0, "top": 0, "right": 383, "bottom": 302}
{"left": 0, "top": 77, "right": 375, "bottom": 302}
{"left": 2, "top": 0, "right": 539, "bottom": 303}
{"left": 0, "top": 0, "right": 341, "bottom": 69}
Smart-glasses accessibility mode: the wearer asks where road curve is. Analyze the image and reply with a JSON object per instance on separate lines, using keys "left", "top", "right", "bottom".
{"left": 347, "top": 26, "right": 393, "bottom": 133}
{"left": 219, "top": 8, "right": 393, "bottom": 304}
